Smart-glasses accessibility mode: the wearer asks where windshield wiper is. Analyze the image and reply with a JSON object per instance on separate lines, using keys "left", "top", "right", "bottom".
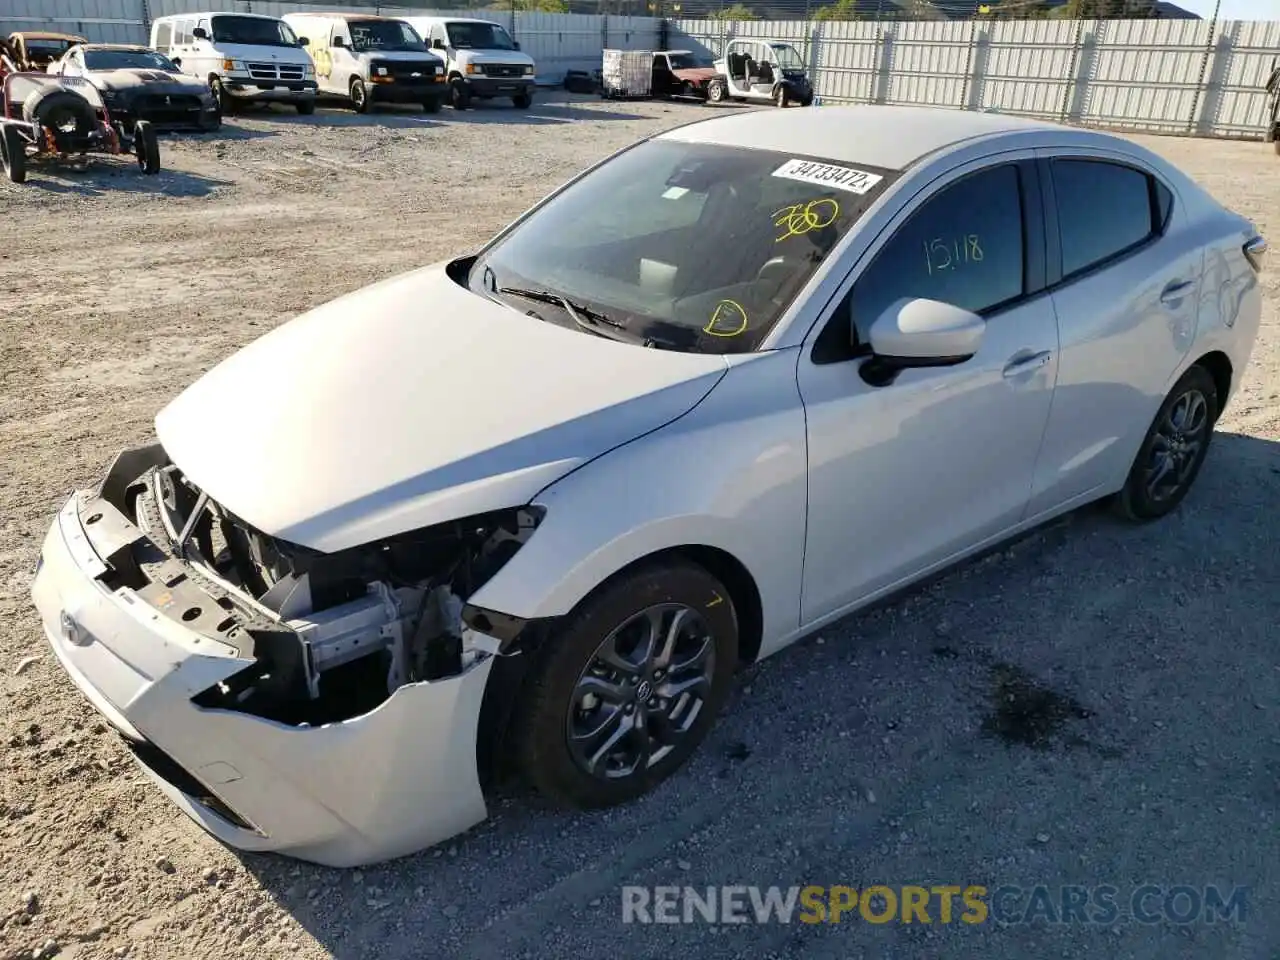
{"left": 496, "top": 286, "right": 676, "bottom": 349}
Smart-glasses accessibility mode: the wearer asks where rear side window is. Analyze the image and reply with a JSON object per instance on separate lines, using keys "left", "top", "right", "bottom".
{"left": 154, "top": 23, "right": 172, "bottom": 51}
{"left": 1051, "top": 159, "right": 1170, "bottom": 279}
{"left": 847, "top": 163, "right": 1025, "bottom": 341}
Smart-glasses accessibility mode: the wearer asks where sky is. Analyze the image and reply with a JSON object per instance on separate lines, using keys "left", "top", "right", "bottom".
{"left": 1173, "top": 0, "right": 1278, "bottom": 18}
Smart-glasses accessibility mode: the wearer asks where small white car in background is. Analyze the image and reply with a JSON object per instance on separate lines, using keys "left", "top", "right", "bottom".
{"left": 31, "top": 105, "right": 1264, "bottom": 866}
{"left": 402, "top": 16, "right": 535, "bottom": 110}
{"left": 281, "top": 13, "right": 446, "bottom": 114}
{"left": 150, "top": 11, "right": 317, "bottom": 115}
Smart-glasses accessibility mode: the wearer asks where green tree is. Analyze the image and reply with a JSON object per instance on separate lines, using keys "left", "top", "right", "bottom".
{"left": 513, "top": 0, "right": 569, "bottom": 10}
{"left": 814, "top": 0, "right": 862, "bottom": 19}
{"left": 709, "top": 3, "right": 760, "bottom": 19}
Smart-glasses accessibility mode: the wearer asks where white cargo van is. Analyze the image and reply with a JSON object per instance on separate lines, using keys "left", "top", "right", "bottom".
{"left": 150, "top": 11, "right": 318, "bottom": 115}
{"left": 281, "top": 13, "right": 447, "bottom": 114}
{"left": 401, "top": 17, "right": 535, "bottom": 110}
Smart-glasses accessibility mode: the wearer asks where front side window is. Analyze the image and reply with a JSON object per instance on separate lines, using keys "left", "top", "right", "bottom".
{"left": 847, "top": 163, "right": 1025, "bottom": 348}
{"left": 210, "top": 16, "right": 300, "bottom": 47}
{"left": 1052, "top": 159, "right": 1162, "bottom": 279}
{"left": 669, "top": 52, "right": 713, "bottom": 69}
{"left": 348, "top": 20, "right": 427, "bottom": 53}
{"left": 469, "top": 140, "right": 899, "bottom": 354}
{"left": 445, "top": 22, "right": 515, "bottom": 51}
{"left": 84, "top": 49, "right": 179, "bottom": 72}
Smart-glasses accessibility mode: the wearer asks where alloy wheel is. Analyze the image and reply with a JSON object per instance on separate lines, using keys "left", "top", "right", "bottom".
{"left": 1144, "top": 387, "right": 1208, "bottom": 502}
{"left": 566, "top": 603, "right": 716, "bottom": 781}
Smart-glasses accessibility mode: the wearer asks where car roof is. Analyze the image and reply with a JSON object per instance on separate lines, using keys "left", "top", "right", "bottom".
{"left": 155, "top": 11, "right": 279, "bottom": 19}
{"left": 414, "top": 16, "right": 501, "bottom": 24}
{"left": 11, "top": 32, "right": 85, "bottom": 41}
{"left": 660, "top": 104, "right": 1065, "bottom": 171}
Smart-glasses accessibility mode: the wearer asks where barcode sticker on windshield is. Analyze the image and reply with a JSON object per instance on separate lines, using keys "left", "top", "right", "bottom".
{"left": 771, "top": 159, "right": 883, "bottom": 195}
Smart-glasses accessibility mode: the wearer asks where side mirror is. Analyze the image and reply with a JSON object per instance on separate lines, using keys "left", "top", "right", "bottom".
{"left": 331, "top": 36, "right": 344, "bottom": 47}
{"left": 298, "top": 36, "right": 309, "bottom": 47}
{"left": 513, "top": 41, "right": 521, "bottom": 50}
{"left": 192, "top": 27, "right": 208, "bottom": 40}
{"left": 859, "top": 298, "right": 984, "bottom": 387}
{"left": 432, "top": 38, "right": 445, "bottom": 50}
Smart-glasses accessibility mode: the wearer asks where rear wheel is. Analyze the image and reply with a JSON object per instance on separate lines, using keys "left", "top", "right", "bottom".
{"left": 133, "top": 120, "right": 160, "bottom": 175}
{"left": 706, "top": 77, "right": 727, "bottom": 103}
{"left": 775, "top": 84, "right": 789, "bottom": 108}
{"left": 1113, "top": 364, "right": 1218, "bottom": 521}
{"left": 350, "top": 77, "right": 371, "bottom": 114}
{"left": 513, "top": 560, "right": 738, "bottom": 808}
{"left": 1, "top": 124, "right": 27, "bottom": 184}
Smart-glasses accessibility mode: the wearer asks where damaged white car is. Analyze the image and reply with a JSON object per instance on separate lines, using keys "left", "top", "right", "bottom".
{"left": 32, "top": 105, "right": 1264, "bottom": 866}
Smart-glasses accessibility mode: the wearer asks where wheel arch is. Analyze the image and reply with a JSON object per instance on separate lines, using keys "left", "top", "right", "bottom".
{"left": 1192, "top": 349, "right": 1232, "bottom": 412}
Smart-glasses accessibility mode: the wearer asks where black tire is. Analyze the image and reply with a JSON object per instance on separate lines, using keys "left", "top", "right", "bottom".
{"left": 350, "top": 77, "right": 371, "bottom": 114}
{"left": 775, "top": 84, "right": 789, "bottom": 108}
{"left": 449, "top": 77, "right": 471, "bottom": 110}
{"left": 1, "top": 124, "right": 27, "bottom": 184}
{"left": 210, "top": 77, "right": 233, "bottom": 114}
{"left": 22, "top": 88, "right": 96, "bottom": 133}
{"left": 513, "top": 90, "right": 532, "bottom": 109}
{"left": 295, "top": 99, "right": 316, "bottom": 116}
{"left": 133, "top": 120, "right": 160, "bottom": 175}
{"left": 422, "top": 96, "right": 442, "bottom": 114}
{"left": 706, "top": 77, "right": 727, "bottom": 103}
{"left": 513, "top": 559, "right": 738, "bottom": 809}
{"left": 1113, "top": 364, "right": 1218, "bottom": 521}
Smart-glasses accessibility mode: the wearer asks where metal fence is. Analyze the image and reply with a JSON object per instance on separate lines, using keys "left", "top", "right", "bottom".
{"left": 0, "top": 0, "right": 662, "bottom": 81}
{"left": 2, "top": 0, "right": 1277, "bottom": 137}
{"left": 672, "top": 15, "right": 1280, "bottom": 137}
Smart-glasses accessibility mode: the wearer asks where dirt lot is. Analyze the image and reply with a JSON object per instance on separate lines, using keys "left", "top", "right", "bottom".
{"left": 1, "top": 93, "right": 1277, "bottom": 960}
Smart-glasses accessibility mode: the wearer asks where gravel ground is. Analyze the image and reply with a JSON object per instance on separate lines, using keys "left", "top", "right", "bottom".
{"left": 1, "top": 93, "right": 1277, "bottom": 960}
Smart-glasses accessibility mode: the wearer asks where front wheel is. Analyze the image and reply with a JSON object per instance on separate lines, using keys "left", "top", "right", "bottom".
{"left": 1, "top": 124, "right": 27, "bottom": 183}
{"left": 350, "top": 77, "right": 371, "bottom": 114}
{"left": 513, "top": 559, "right": 738, "bottom": 808}
{"left": 706, "top": 77, "right": 727, "bottom": 103}
{"left": 513, "top": 90, "right": 532, "bottom": 109}
{"left": 295, "top": 99, "right": 316, "bottom": 116}
{"left": 211, "top": 77, "right": 233, "bottom": 114}
{"left": 1113, "top": 364, "right": 1218, "bottom": 521}
{"left": 422, "top": 96, "right": 442, "bottom": 114}
{"left": 133, "top": 120, "right": 160, "bottom": 175}
{"left": 449, "top": 77, "right": 471, "bottom": 110}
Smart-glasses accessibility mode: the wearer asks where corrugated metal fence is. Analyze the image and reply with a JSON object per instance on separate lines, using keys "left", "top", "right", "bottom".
{"left": 0, "top": 0, "right": 661, "bottom": 81}
{"left": 672, "top": 16, "right": 1280, "bottom": 138}
{"left": 2, "top": 0, "right": 1276, "bottom": 137}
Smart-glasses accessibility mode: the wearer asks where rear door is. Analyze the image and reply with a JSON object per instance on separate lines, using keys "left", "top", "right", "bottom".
{"left": 1026, "top": 150, "right": 1202, "bottom": 518}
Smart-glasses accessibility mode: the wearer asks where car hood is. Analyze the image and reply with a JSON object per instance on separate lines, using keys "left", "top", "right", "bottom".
{"left": 90, "top": 69, "right": 207, "bottom": 93}
{"left": 671, "top": 67, "right": 718, "bottom": 82}
{"left": 156, "top": 264, "right": 728, "bottom": 553}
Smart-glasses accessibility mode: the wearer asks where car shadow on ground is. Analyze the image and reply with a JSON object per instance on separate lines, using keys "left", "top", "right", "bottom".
{"left": 234, "top": 92, "right": 686, "bottom": 128}
{"left": 16, "top": 163, "right": 231, "bottom": 198}
{"left": 231, "top": 430, "right": 1279, "bottom": 959}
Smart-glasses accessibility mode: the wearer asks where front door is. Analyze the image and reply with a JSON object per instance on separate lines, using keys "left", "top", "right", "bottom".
{"left": 797, "top": 158, "right": 1060, "bottom": 623}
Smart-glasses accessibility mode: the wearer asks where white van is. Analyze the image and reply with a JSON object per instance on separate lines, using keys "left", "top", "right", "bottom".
{"left": 401, "top": 17, "right": 535, "bottom": 110}
{"left": 150, "top": 12, "right": 318, "bottom": 115}
{"left": 281, "top": 13, "right": 446, "bottom": 114}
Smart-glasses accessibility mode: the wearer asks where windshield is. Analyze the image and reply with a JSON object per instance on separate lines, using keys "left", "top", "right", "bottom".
{"left": 770, "top": 44, "right": 805, "bottom": 71}
{"left": 469, "top": 140, "right": 898, "bottom": 354}
{"left": 668, "top": 53, "right": 713, "bottom": 69}
{"left": 210, "top": 16, "right": 299, "bottom": 47}
{"left": 83, "top": 48, "right": 178, "bottom": 71}
{"left": 445, "top": 21, "right": 515, "bottom": 51}
{"left": 28, "top": 40, "right": 78, "bottom": 61}
{"left": 349, "top": 20, "right": 426, "bottom": 53}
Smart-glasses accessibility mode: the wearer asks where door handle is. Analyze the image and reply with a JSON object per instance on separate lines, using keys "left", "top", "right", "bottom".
{"left": 1159, "top": 279, "right": 1197, "bottom": 305}
{"left": 1002, "top": 350, "right": 1052, "bottom": 378}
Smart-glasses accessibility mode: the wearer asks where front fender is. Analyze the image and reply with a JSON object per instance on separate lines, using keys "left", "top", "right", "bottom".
{"left": 467, "top": 349, "right": 810, "bottom": 660}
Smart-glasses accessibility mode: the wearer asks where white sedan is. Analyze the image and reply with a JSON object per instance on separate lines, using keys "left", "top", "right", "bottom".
{"left": 31, "top": 105, "right": 1266, "bottom": 866}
